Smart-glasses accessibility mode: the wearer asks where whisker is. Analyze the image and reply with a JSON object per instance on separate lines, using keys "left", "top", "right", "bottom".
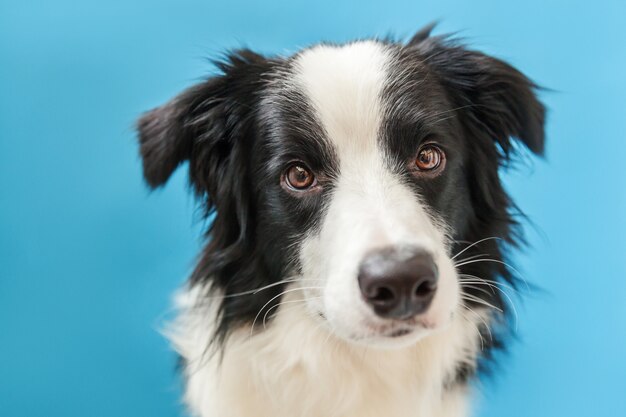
{"left": 426, "top": 104, "right": 481, "bottom": 122}
{"left": 266, "top": 300, "right": 325, "bottom": 323}
{"left": 459, "top": 274, "right": 521, "bottom": 295}
{"left": 451, "top": 236, "right": 501, "bottom": 261}
{"left": 262, "top": 297, "right": 322, "bottom": 328}
{"left": 194, "top": 277, "right": 320, "bottom": 302}
{"left": 460, "top": 294, "right": 504, "bottom": 313}
{"left": 462, "top": 306, "right": 494, "bottom": 344}
{"left": 454, "top": 258, "right": 531, "bottom": 292}
{"left": 460, "top": 283, "right": 495, "bottom": 298}
{"left": 458, "top": 309, "right": 486, "bottom": 351}
{"left": 250, "top": 287, "right": 324, "bottom": 336}
{"left": 453, "top": 253, "right": 489, "bottom": 266}
{"left": 459, "top": 275, "right": 519, "bottom": 331}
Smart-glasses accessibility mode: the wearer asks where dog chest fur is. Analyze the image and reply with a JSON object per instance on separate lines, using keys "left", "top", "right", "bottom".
{"left": 170, "top": 286, "right": 483, "bottom": 417}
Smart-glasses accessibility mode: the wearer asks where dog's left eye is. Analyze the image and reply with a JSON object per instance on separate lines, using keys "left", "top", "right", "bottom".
{"left": 414, "top": 145, "right": 445, "bottom": 172}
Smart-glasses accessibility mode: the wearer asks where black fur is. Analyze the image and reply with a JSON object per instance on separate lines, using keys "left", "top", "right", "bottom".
{"left": 384, "top": 29, "right": 545, "bottom": 375}
{"left": 137, "top": 26, "right": 545, "bottom": 376}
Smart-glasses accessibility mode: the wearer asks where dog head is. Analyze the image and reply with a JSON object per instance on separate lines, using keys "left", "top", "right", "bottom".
{"left": 137, "top": 26, "right": 545, "bottom": 349}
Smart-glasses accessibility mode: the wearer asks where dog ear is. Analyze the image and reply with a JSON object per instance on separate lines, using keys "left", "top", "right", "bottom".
{"left": 408, "top": 28, "right": 546, "bottom": 156}
{"left": 137, "top": 80, "right": 219, "bottom": 188}
{"left": 136, "top": 49, "right": 269, "bottom": 191}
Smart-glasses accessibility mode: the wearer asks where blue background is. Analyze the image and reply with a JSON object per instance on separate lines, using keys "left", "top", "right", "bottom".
{"left": 1, "top": 1, "right": 625, "bottom": 416}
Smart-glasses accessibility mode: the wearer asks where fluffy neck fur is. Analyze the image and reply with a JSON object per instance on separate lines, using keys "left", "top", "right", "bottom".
{"left": 169, "top": 285, "right": 487, "bottom": 417}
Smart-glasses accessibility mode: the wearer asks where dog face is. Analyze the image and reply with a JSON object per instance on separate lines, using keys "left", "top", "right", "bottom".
{"left": 137, "top": 27, "right": 544, "bottom": 349}
{"left": 283, "top": 41, "right": 463, "bottom": 346}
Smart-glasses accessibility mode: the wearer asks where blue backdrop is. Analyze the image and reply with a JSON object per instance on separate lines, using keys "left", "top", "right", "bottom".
{"left": 1, "top": 1, "right": 625, "bottom": 416}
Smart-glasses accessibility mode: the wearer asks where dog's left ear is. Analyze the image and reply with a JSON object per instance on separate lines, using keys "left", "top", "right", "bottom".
{"left": 408, "top": 27, "right": 546, "bottom": 156}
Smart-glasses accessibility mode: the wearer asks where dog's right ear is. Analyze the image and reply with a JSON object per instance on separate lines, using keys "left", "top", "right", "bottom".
{"left": 137, "top": 80, "right": 220, "bottom": 188}
{"left": 136, "top": 49, "right": 269, "bottom": 190}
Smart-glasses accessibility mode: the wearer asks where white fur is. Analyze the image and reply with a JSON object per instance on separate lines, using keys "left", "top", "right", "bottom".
{"left": 170, "top": 285, "right": 485, "bottom": 417}
{"left": 294, "top": 42, "right": 459, "bottom": 346}
{"left": 168, "top": 42, "right": 486, "bottom": 417}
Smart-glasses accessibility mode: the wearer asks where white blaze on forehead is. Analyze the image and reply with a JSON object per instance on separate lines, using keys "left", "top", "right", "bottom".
{"left": 291, "top": 41, "right": 459, "bottom": 348}
{"left": 293, "top": 41, "right": 390, "bottom": 155}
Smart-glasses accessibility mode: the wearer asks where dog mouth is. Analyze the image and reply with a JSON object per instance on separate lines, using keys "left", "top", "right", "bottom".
{"left": 362, "top": 316, "right": 434, "bottom": 339}
{"left": 387, "top": 328, "right": 413, "bottom": 338}
{"left": 310, "top": 293, "right": 444, "bottom": 343}
{"left": 316, "top": 310, "right": 423, "bottom": 339}
{"left": 375, "top": 324, "right": 417, "bottom": 338}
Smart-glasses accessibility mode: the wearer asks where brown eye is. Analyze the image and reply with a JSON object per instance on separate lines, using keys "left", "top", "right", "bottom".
{"left": 415, "top": 145, "right": 445, "bottom": 172}
{"left": 284, "top": 164, "right": 316, "bottom": 191}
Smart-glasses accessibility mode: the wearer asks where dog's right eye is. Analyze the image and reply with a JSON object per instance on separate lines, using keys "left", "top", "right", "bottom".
{"left": 282, "top": 163, "right": 317, "bottom": 191}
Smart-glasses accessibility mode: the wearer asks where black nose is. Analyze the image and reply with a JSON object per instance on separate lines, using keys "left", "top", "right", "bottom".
{"left": 358, "top": 247, "right": 438, "bottom": 319}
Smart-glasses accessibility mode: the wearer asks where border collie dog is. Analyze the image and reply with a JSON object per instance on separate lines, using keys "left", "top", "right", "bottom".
{"left": 137, "top": 25, "right": 545, "bottom": 417}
